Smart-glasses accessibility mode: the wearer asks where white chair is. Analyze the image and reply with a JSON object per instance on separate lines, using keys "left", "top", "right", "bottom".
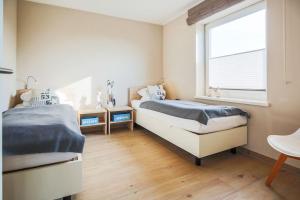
{"left": 266, "top": 129, "right": 300, "bottom": 186}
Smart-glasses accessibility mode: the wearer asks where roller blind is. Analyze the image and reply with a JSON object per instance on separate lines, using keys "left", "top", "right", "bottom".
{"left": 206, "top": 8, "right": 266, "bottom": 90}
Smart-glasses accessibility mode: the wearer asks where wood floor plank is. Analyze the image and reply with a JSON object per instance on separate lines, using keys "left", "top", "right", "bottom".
{"left": 74, "top": 128, "right": 300, "bottom": 200}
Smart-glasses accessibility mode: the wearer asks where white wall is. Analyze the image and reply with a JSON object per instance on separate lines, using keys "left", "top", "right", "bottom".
{"left": 0, "top": 0, "right": 17, "bottom": 110}
{"left": 163, "top": 0, "right": 300, "bottom": 168}
{"left": 0, "top": 1, "right": 3, "bottom": 197}
{"left": 17, "top": 1, "right": 163, "bottom": 109}
{"left": 0, "top": 0, "right": 2, "bottom": 68}
{"left": 0, "top": 0, "right": 17, "bottom": 198}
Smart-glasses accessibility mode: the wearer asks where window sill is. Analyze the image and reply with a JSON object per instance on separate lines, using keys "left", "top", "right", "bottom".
{"left": 195, "top": 96, "right": 270, "bottom": 107}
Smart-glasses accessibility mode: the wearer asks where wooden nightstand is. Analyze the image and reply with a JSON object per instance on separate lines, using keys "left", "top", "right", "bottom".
{"left": 78, "top": 108, "right": 107, "bottom": 134}
{"left": 106, "top": 106, "right": 134, "bottom": 134}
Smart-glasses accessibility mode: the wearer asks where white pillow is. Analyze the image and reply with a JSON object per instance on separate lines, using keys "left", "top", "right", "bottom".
{"left": 141, "top": 96, "right": 151, "bottom": 101}
{"left": 137, "top": 88, "right": 151, "bottom": 100}
{"left": 20, "top": 90, "right": 33, "bottom": 107}
{"left": 20, "top": 90, "right": 33, "bottom": 102}
{"left": 22, "top": 101, "right": 31, "bottom": 107}
{"left": 147, "top": 85, "right": 166, "bottom": 100}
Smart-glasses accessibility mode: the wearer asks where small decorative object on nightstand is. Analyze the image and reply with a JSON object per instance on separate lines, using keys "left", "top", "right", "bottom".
{"left": 106, "top": 106, "right": 134, "bottom": 134}
{"left": 78, "top": 108, "right": 107, "bottom": 134}
{"left": 106, "top": 80, "right": 116, "bottom": 107}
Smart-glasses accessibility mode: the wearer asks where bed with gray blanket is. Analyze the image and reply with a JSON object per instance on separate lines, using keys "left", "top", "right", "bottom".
{"left": 3, "top": 104, "right": 85, "bottom": 156}
{"left": 3, "top": 103, "right": 84, "bottom": 200}
{"left": 140, "top": 100, "right": 249, "bottom": 125}
{"left": 3, "top": 104, "right": 85, "bottom": 173}
{"left": 133, "top": 99, "right": 249, "bottom": 134}
{"left": 130, "top": 86, "right": 248, "bottom": 166}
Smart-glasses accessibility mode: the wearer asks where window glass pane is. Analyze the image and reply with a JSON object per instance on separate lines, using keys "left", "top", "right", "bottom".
{"left": 209, "top": 50, "right": 266, "bottom": 90}
{"left": 209, "top": 9, "right": 266, "bottom": 58}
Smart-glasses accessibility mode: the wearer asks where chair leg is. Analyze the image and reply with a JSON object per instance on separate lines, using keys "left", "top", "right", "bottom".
{"left": 265, "top": 153, "right": 288, "bottom": 186}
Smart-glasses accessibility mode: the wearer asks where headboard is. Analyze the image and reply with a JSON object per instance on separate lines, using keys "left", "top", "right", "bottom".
{"left": 128, "top": 83, "right": 176, "bottom": 106}
{"left": 10, "top": 89, "right": 31, "bottom": 108}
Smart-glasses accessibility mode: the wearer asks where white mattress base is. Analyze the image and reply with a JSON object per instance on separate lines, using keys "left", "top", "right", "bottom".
{"left": 135, "top": 107, "right": 248, "bottom": 158}
{"left": 4, "top": 155, "right": 83, "bottom": 200}
{"left": 3, "top": 152, "right": 78, "bottom": 172}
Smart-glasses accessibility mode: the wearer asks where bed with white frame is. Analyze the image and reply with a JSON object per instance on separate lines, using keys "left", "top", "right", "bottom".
{"left": 129, "top": 84, "right": 248, "bottom": 165}
{"left": 3, "top": 90, "right": 83, "bottom": 200}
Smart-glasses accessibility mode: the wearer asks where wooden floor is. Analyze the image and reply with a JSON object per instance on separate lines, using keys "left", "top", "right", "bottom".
{"left": 74, "top": 128, "right": 300, "bottom": 200}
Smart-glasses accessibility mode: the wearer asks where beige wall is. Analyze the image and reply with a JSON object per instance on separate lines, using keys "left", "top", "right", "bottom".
{"left": 17, "top": 1, "right": 163, "bottom": 108}
{"left": 163, "top": 0, "right": 300, "bottom": 168}
{"left": 163, "top": 14, "right": 197, "bottom": 99}
{"left": 0, "top": 0, "right": 17, "bottom": 111}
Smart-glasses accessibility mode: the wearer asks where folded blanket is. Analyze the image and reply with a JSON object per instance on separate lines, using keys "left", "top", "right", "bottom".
{"left": 140, "top": 100, "right": 249, "bottom": 125}
{"left": 3, "top": 104, "right": 85, "bottom": 156}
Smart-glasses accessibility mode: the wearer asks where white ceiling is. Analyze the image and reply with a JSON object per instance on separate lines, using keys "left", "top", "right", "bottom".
{"left": 27, "top": 0, "right": 203, "bottom": 25}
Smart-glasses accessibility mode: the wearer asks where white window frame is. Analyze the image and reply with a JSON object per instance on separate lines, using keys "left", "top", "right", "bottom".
{"left": 203, "top": 1, "right": 267, "bottom": 104}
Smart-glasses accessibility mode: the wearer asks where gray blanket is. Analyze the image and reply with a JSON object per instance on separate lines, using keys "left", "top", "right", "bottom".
{"left": 140, "top": 100, "right": 249, "bottom": 125}
{"left": 3, "top": 104, "right": 85, "bottom": 156}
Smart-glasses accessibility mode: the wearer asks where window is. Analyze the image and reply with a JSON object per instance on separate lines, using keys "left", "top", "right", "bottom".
{"left": 204, "top": 2, "right": 266, "bottom": 102}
